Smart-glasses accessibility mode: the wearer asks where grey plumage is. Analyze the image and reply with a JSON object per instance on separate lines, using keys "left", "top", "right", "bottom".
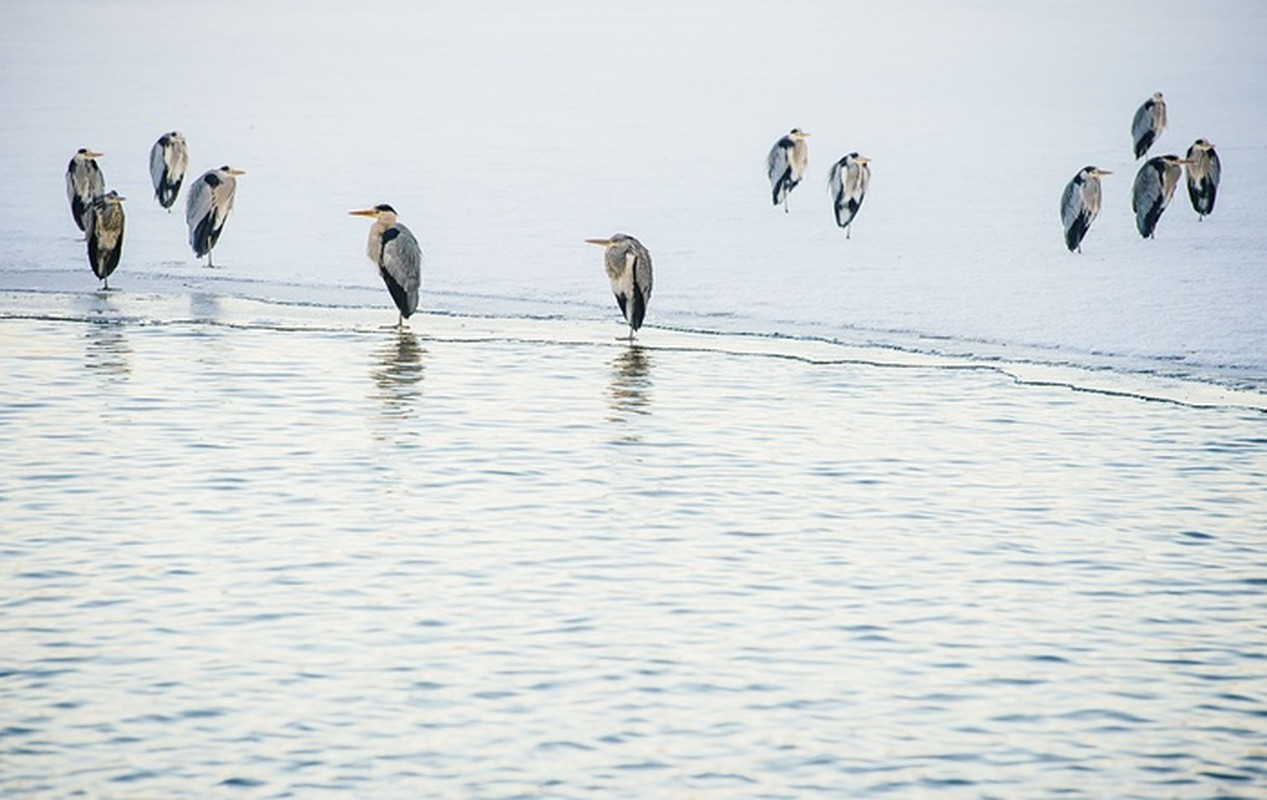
{"left": 1131, "top": 92, "right": 1167, "bottom": 159}
{"left": 349, "top": 204, "right": 423, "bottom": 328}
{"left": 1185, "top": 139, "right": 1220, "bottom": 219}
{"left": 586, "top": 233, "right": 653, "bottom": 339}
{"left": 149, "top": 131, "right": 189, "bottom": 210}
{"left": 766, "top": 128, "right": 810, "bottom": 212}
{"left": 1060, "top": 166, "right": 1111, "bottom": 253}
{"left": 185, "top": 165, "right": 244, "bottom": 267}
{"left": 86, "top": 190, "right": 125, "bottom": 289}
{"left": 66, "top": 148, "right": 105, "bottom": 233}
{"left": 827, "top": 152, "right": 871, "bottom": 237}
{"left": 1132, "top": 154, "right": 1187, "bottom": 239}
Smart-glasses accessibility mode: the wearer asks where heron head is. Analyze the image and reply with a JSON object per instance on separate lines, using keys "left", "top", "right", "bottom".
{"left": 1192, "top": 138, "right": 1215, "bottom": 151}
{"left": 102, "top": 190, "right": 126, "bottom": 203}
{"left": 1088, "top": 166, "right": 1112, "bottom": 178}
{"left": 1152, "top": 91, "right": 1164, "bottom": 102}
{"left": 78, "top": 148, "right": 104, "bottom": 160}
{"left": 349, "top": 204, "right": 397, "bottom": 222}
{"left": 789, "top": 128, "right": 810, "bottom": 140}
{"left": 219, "top": 165, "right": 246, "bottom": 176}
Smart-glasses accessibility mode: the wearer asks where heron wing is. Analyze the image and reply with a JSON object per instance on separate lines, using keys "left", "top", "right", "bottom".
{"left": 149, "top": 140, "right": 167, "bottom": 194}
{"left": 186, "top": 172, "right": 215, "bottom": 229}
{"left": 1132, "top": 161, "right": 1165, "bottom": 236}
{"left": 623, "top": 247, "right": 645, "bottom": 331}
{"left": 767, "top": 139, "right": 792, "bottom": 198}
{"left": 1131, "top": 101, "right": 1156, "bottom": 158}
{"left": 631, "top": 239, "right": 653, "bottom": 300}
{"left": 379, "top": 223, "right": 422, "bottom": 318}
{"left": 1059, "top": 176, "right": 1083, "bottom": 231}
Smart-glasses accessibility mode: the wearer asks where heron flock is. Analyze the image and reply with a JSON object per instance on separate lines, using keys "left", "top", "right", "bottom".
{"left": 66, "top": 91, "right": 1220, "bottom": 335}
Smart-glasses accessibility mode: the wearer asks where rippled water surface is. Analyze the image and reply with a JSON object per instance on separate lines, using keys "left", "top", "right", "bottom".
{"left": 3, "top": 300, "right": 1265, "bottom": 797}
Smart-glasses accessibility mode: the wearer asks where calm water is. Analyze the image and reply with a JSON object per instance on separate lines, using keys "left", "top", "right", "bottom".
{"left": 3, "top": 295, "right": 1265, "bottom": 798}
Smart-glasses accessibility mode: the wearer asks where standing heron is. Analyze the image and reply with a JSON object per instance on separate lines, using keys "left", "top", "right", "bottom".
{"left": 149, "top": 131, "right": 189, "bottom": 210}
{"left": 1131, "top": 91, "right": 1167, "bottom": 159}
{"left": 186, "top": 165, "right": 244, "bottom": 267}
{"left": 827, "top": 152, "right": 871, "bottom": 237}
{"left": 1132, "top": 154, "right": 1190, "bottom": 239}
{"left": 86, "top": 190, "right": 125, "bottom": 290}
{"left": 1059, "top": 166, "right": 1112, "bottom": 253}
{"left": 585, "top": 233, "right": 653, "bottom": 340}
{"left": 349, "top": 204, "right": 422, "bottom": 328}
{"left": 766, "top": 128, "right": 810, "bottom": 212}
{"left": 66, "top": 148, "right": 105, "bottom": 233}
{"left": 1185, "top": 138, "right": 1220, "bottom": 220}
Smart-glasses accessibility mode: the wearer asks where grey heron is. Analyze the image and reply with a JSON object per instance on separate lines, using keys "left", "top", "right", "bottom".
{"left": 186, "top": 165, "right": 244, "bottom": 267}
{"left": 349, "top": 204, "right": 422, "bottom": 328}
{"left": 766, "top": 129, "right": 810, "bottom": 212}
{"left": 585, "top": 233, "right": 653, "bottom": 340}
{"left": 149, "top": 131, "right": 188, "bottom": 210}
{"left": 1185, "top": 139, "right": 1220, "bottom": 220}
{"left": 827, "top": 152, "right": 871, "bottom": 237}
{"left": 86, "top": 190, "right": 125, "bottom": 290}
{"left": 1132, "top": 154, "right": 1190, "bottom": 239}
{"left": 1131, "top": 92, "right": 1167, "bottom": 159}
{"left": 1059, "top": 166, "right": 1112, "bottom": 253}
{"left": 66, "top": 148, "right": 105, "bottom": 233}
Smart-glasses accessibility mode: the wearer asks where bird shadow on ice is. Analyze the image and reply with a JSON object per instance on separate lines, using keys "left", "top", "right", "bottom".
{"left": 606, "top": 345, "right": 653, "bottom": 438}
{"left": 370, "top": 329, "right": 425, "bottom": 431}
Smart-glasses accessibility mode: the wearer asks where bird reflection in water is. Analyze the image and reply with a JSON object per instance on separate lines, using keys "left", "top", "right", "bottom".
{"left": 607, "top": 345, "right": 653, "bottom": 439}
{"left": 83, "top": 319, "right": 132, "bottom": 382}
{"left": 371, "top": 329, "right": 425, "bottom": 428}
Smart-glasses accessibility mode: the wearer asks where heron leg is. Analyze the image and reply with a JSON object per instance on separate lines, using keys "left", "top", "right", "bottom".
{"left": 846, "top": 226, "right": 851, "bottom": 240}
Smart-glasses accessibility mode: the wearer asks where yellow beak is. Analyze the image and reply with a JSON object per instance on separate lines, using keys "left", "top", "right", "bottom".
{"left": 584, "top": 238, "right": 613, "bottom": 247}
{"left": 349, "top": 208, "right": 379, "bottom": 218}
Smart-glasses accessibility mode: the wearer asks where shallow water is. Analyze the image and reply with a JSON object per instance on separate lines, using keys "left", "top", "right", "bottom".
{"left": 3, "top": 297, "right": 1265, "bottom": 797}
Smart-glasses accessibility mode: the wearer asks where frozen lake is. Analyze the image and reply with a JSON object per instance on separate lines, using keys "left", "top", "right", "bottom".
{"left": 1, "top": 0, "right": 1265, "bottom": 392}
{"left": 3, "top": 0, "right": 1267, "bottom": 796}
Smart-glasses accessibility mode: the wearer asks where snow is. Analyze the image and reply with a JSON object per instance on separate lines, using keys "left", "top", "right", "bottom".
{"left": 1, "top": 0, "right": 1265, "bottom": 391}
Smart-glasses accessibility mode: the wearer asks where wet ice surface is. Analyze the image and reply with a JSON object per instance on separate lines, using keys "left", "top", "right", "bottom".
{"left": 3, "top": 301, "right": 1267, "bottom": 797}
{"left": 3, "top": 0, "right": 1267, "bottom": 796}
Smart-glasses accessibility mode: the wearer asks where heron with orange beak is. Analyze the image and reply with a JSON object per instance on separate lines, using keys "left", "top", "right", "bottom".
{"left": 585, "top": 233, "right": 653, "bottom": 341}
{"left": 349, "top": 204, "right": 422, "bottom": 328}
{"left": 186, "top": 165, "right": 245, "bottom": 267}
{"left": 1132, "top": 154, "right": 1192, "bottom": 239}
{"left": 1060, "top": 166, "right": 1112, "bottom": 253}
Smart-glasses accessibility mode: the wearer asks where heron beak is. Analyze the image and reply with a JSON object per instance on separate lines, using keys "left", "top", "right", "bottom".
{"left": 349, "top": 208, "right": 379, "bottom": 218}
{"left": 1096, "top": 169, "right": 1113, "bottom": 176}
{"left": 857, "top": 156, "right": 872, "bottom": 164}
{"left": 227, "top": 168, "right": 246, "bottom": 176}
{"left": 87, "top": 150, "right": 104, "bottom": 159}
{"left": 584, "top": 238, "right": 613, "bottom": 247}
